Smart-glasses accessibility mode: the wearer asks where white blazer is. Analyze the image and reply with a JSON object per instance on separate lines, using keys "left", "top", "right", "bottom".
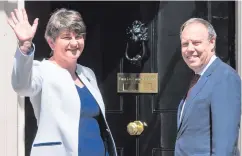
{"left": 11, "top": 46, "right": 117, "bottom": 156}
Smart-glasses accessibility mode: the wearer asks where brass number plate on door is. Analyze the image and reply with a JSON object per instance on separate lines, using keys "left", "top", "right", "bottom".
{"left": 117, "top": 73, "right": 158, "bottom": 93}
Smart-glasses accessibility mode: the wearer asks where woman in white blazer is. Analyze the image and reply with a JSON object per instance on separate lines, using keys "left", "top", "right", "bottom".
{"left": 8, "top": 8, "right": 117, "bottom": 156}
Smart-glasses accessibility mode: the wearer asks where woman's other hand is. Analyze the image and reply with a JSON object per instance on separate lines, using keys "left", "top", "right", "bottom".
{"left": 7, "top": 8, "right": 39, "bottom": 53}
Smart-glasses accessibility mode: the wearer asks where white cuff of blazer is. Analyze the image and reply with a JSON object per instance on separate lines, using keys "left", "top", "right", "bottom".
{"left": 18, "top": 43, "right": 35, "bottom": 56}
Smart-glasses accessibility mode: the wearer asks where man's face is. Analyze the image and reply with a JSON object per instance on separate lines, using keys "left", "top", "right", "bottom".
{"left": 181, "top": 23, "right": 215, "bottom": 72}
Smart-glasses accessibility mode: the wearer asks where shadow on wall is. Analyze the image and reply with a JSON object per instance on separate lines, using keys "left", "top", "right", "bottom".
{"left": 3, "top": 1, "right": 18, "bottom": 17}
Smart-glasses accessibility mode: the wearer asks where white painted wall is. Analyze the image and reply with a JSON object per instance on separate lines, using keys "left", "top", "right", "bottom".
{"left": 236, "top": 1, "right": 242, "bottom": 155}
{"left": 0, "top": 1, "right": 25, "bottom": 156}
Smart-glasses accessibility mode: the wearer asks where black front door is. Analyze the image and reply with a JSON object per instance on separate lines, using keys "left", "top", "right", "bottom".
{"left": 25, "top": 1, "right": 235, "bottom": 156}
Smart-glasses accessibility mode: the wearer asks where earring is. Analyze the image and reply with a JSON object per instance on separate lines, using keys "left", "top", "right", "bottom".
{"left": 50, "top": 50, "right": 53, "bottom": 57}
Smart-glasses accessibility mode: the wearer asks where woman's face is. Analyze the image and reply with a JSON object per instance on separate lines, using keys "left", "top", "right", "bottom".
{"left": 49, "top": 30, "right": 85, "bottom": 63}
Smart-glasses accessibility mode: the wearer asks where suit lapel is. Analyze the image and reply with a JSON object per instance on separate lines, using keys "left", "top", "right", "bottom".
{"left": 177, "top": 76, "right": 208, "bottom": 133}
{"left": 79, "top": 73, "right": 105, "bottom": 110}
{"left": 76, "top": 68, "right": 106, "bottom": 117}
{"left": 177, "top": 58, "right": 221, "bottom": 137}
{"left": 180, "top": 76, "right": 208, "bottom": 123}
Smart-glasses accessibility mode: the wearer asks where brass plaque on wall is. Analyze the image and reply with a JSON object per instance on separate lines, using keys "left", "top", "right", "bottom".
{"left": 117, "top": 73, "right": 158, "bottom": 93}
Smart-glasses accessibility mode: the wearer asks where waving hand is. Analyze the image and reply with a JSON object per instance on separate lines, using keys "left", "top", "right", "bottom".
{"left": 7, "top": 8, "right": 39, "bottom": 53}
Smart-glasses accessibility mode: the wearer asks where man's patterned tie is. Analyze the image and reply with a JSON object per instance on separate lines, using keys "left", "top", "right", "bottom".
{"left": 186, "top": 74, "right": 200, "bottom": 98}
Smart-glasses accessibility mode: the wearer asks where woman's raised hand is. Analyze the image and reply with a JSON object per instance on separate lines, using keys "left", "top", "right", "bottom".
{"left": 7, "top": 8, "right": 39, "bottom": 53}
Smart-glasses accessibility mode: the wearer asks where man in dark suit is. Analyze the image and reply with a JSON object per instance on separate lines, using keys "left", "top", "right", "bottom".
{"left": 175, "top": 18, "right": 241, "bottom": 156}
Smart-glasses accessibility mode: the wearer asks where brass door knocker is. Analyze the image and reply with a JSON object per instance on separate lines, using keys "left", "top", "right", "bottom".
{"left": 125, "top": 20, "right": 148, "bottom": 66}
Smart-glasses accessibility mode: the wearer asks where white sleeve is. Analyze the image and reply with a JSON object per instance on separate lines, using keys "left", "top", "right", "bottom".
{"left": 11, "top": 44, "right": 43, "bottom": 97}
